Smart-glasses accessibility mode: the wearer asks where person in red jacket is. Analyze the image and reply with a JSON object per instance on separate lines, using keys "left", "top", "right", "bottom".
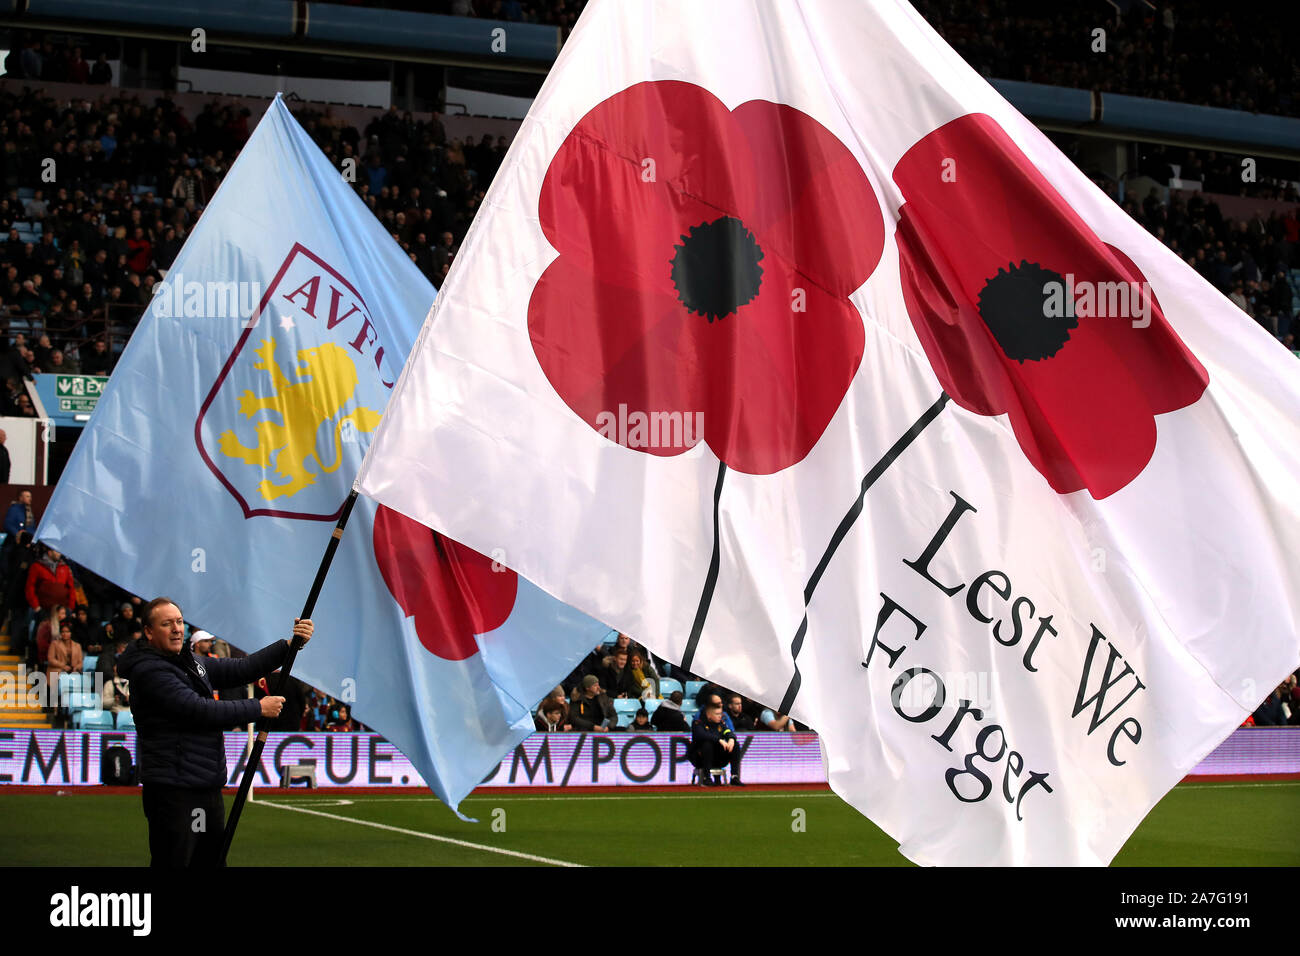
{"left": 126, "top": 227, "right": 152, "bottom": 274}
{"left": 25, "top": 546, "right": 77, "bottom": 614}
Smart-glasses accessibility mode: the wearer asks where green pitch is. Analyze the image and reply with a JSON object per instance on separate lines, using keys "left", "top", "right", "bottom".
{"left": 2, "top": 781, "right": 1296, "bottom": 866}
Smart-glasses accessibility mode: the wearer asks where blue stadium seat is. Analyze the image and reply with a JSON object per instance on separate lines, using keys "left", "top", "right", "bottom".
{"left": 57, "top": 672, "right": 88, "bottom": 702}
{"left": 613, "top": 699, "right": 641, "bottom": 720}
{"left": 75, "top": 711, "right": 114, "bottom": 730}
{"left": 684, "top": 680, "right": 707, "bottom": 701}
{"left": 657, "top": 678, "right": 683, "bottom": 698}
{"left": 640, "top": 698, "right": 661, "bottom": 715}
{"left": 115, "top": 711, "right": 135, "bottom": 730}
{"left": 16, "top": 187, "right": 35, "bottom": 200}
{"left": 69, "top": 690, "right": 99, "bottom": 711}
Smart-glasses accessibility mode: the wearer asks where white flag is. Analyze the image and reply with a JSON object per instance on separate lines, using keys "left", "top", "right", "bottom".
{"left": 356, "top": 0, "right": 1300, "bottom": 864}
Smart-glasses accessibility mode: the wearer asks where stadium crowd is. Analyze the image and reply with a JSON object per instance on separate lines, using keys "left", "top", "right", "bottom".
{"left": 539, "top": 630, "right": 805, "bottom": 737}
{"left": 913, "top": 0, "right": 1298, "bottom": 117}
{"left": 0, "top": 81, "right": 502, "bottom": 366}
{"left": 1, "top": 81, "right": 1296, "bottom": 378}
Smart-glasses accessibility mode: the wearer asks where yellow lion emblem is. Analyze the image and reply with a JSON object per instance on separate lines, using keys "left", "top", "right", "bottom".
{"left": 218, "top": 336, "right": 381, "bottom": 502}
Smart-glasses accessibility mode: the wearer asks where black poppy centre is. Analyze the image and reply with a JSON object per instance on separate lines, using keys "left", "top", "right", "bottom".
{"left": 977, "top": 259, "right": 1078, "bottom": 363}
{"left": 670, "top": 216, "right": 765, "bottom": 322}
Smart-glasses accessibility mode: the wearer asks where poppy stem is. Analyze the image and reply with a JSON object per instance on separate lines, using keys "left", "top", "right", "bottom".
{"left": 778, "top": 392, "right": 951, "bottom": 715}
{"left": 679, "top": 459, "right": 728, "bottom": 674}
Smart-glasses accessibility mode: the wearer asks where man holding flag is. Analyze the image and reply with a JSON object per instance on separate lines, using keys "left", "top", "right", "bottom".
{"left": 119, "top": 598, "right": 312, "bottom": 867}
{"left": 37, "top": 94, "right": 611, "bottom": 851}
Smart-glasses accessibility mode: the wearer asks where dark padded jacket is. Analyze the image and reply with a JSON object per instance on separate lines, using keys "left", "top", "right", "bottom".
{"left": 117, "top": 637, "right": 290, "bottom": 788}
{"left": 691, "top": 712, "right": 736, "bottom": 746}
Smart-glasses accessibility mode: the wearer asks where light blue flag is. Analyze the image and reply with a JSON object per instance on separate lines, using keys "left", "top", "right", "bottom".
{"left": 37, "top": 96, "right": 609, "bottom": 814}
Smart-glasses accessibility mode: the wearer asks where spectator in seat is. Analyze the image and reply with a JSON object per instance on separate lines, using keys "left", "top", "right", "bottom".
{"left": 534, "top": 698, "right": 571, "bottom": 732}
{"left": 191, "top": 629, "right": 217, "bottom": 660}
{"left": 726, "top": 694, "right": 757, "bottom": 732}
{"left": 689, "top": 692, "right": 742, "bottom": 787}
{"left": 1252, "top": 683, "right": 1291, "bottom": 726}
{"left": 539, "top": 684, "right": 571, "bottom": 715}
{"left": 66, "top": 47, "right": 90, "bottom": 84}
{"left": 573, "top": 637, "right": 612, "bottom": 686}
{"left": 4, "top": 489, "right": 35, "bottom": 537}
{"left": 694, "top": 680, "right": 726, "bottom": 709}
{"left": 325, "top": 703, "right": 356, "bottom": 732}
{"left": 301, "top": 690, "right": 321, "bottom": 731}
{"left": 69, "top": 605, "right": 103, "bottom": 655}
{"left": 102, "top": 660, "right": 130, "bottom": 716}
{"left": 0, "top": 380, "right": 25, "bottom": 415}
{"left": 600, "top": 647, "right": 640, "bottom": 699}
{"left": 627, "top": 649, "right": 658, "bottom": 699}
{"left": 26, "top": 546, "right": 78, "bottom": 617}
{"left": 607, "top": 631, "right": 635, "bottom": 658}
{"left": 2, "top": 531, "right": 37, "bottom": 658}
{"left": 97, "top": 636, "right": 130, "bottom": 680}
{"left": 108, "top": 602, "right": 137, "bottom": 644}
{"left": 759, "top": 707, "right": 799, "bottom": 732}
{"left": 81, "top": 338, "right": 114, "bottom": 377}
{"left": 32, "top": 334, "right": 54, "bottom": 370}
{"left": 570, "top": 675, "right": 617, "bottom": 732}
{"left": 47, "top": 621, "right": 83, "bottom": 686}
{"left": 651, "top": 689, "right": 690, "bottom": 733}
{"left": 34, "top": 604, "right": 68, "bottom": 669}
{"left": 627, "top": 707, "right": 654, "bottom": 734}
{"left": 90, "top": 53, "right": 112, "bottom": 84}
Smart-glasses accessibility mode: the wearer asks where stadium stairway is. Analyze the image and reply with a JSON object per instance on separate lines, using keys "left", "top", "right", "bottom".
{"left": 0, "top": 632, "right": 53, "bottom": 730}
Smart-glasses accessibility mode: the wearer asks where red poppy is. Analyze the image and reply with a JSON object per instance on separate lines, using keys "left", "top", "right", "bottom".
{"left": 893, "top": 113, "right": 1208, "bottom": 499}
{"left": 372, "top": 504, "right": 517, "bottom": 661}
{"left": 528, "top": 80, "right": 885, "bottom": 475}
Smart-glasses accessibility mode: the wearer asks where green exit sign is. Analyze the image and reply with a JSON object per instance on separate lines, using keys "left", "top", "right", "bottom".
{"left": 55, "top": 375, "right": 108, "bottom": 413}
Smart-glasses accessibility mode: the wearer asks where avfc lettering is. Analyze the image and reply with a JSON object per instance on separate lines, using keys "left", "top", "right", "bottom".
{"left": 281, "top": 271, "right": 397, "bottom": 388}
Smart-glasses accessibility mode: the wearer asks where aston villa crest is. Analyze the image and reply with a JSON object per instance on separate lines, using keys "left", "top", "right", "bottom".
{"left": 195, "top": 243, "right": 398, "bottom": 520}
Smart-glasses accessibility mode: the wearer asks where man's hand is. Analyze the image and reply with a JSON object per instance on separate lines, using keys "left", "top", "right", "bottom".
{"left": 722, "top": 738, "right": 735, "bottom": 752}
{"left": 291, "top": 618, "right": 313, "bottom": 646}
{"left": 260, "top": 696, "right": 285, "bottom": 718}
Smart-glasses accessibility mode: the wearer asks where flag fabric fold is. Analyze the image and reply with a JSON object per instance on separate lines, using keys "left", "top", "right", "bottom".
{"left": 355, "top": 0, "right": 1300, "bottom": 863}
{"left": 38, "top": 96, "right": 609, "bottom": 815}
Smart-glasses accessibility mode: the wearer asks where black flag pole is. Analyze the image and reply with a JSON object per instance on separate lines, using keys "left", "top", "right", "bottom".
{"left": 218, "top": 489, "right": 360, "bottom": 864}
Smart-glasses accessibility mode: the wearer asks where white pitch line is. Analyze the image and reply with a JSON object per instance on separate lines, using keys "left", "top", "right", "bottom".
{"left": 256, "top": 798, "right": 583, "bottom": 867}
